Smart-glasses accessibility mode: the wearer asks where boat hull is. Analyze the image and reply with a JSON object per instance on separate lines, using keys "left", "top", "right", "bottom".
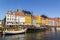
{"left": 4, "top": 29, "right": 27, "bottom": 35}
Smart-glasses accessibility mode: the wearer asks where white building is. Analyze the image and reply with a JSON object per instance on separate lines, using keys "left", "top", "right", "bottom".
{"left": 6, "top": 11, "right": 15, "bottom": 25}
{"left": 6, "top": 10, "right": 25, "bottom": 26}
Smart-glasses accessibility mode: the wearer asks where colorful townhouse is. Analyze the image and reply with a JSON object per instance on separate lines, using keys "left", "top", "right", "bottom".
{"left": 41, "top": 17, "right": 46, "bottom": 25}
{"left": 45, "top": 18, "right": 50, "bottom": 25}
{"left": 32, "top": 16, "right": 36, "bottom": 25}
{"left": 6, "top": 10, "right": 33, "bottom": 27}
{"left": 22, "top": 10, "right": 32, "bottom": 25}
{"left": 6, "top": 10, "right": 25, "bottom": 27}
{"left": 36, "top": 16, "right": 42, "bottom": 24}
{"left": 49, "top": 18, "right": 54, "bottom": 26}
{"left": 54, "top": 18, "right": 60, "bottom": 27}
{"left": 0, "top": 20, "right": 3, "bottom": 28}
{"left": 41, "top": 17, "right": 55, "bottom": 27}
{"left": 57, "top": 18, "right": 60, "bottom": 27}
{"left": 32, "top": 16, "right": 42, "bottom": 27}
{"left": 54, "top": 18, "right": 58, "bottom": 27}
{"left": 25, "top": 16, "right": 32, "bottom": 25}
{"left": 6, "top": 9, "right": 60, "bottom": 28}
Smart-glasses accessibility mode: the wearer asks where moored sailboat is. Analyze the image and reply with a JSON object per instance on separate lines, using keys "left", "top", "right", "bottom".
{"left": 3, "top": 27, "right": 27, "bottom": 34}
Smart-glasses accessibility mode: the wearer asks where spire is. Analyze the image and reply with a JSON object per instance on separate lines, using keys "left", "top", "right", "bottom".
{"left": 17, "top": 9, "right": 19, "bottom": 12}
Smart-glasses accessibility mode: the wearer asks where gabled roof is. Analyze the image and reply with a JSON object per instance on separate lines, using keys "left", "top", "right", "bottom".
{"left": 6, "top": 9, "right": 24, "bottom": 16}
{"left": 6, "top": 11, "right": 13, "bottom": 15}
{"left": 15, "top": 11, "right": 24, "bottom": 16}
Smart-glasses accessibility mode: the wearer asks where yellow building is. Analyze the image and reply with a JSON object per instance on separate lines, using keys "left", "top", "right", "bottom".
{"left": 0, "top": 21, "right": 3, "bottom": 32}
{"left": 0, "top": 21, "right": 3, "bottom": 28}
{"left": 0, "top": 24, "right": 3, "bottom": 28}
{"left": 25, "top": 16, "right": 32, "bottom": 25}
{"left": 36, "top": 16, "right": 42, "bottom": 24}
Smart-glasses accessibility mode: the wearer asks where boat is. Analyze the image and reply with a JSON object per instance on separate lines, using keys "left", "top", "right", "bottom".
{"left": 3, "top": 27, "right": 27, "bottom": 34}
{"left": 0, "top": 22, "right": 3, "bottom": 35}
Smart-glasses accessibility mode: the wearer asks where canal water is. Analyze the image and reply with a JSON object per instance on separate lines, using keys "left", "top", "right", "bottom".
{"left": 0, "top": 30, "right": 60, "bottom": 40}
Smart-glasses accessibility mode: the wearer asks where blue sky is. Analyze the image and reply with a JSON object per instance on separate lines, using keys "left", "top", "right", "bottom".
{"left": 0, "top": 0, "right": 60, "bottom": 20}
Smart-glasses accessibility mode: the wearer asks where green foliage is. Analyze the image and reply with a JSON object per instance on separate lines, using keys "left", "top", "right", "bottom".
{"left": 4, "top": 16, "right": 6, "bottom": 24}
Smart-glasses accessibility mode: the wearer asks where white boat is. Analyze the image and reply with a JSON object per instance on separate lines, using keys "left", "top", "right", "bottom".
{"left": 3, "top": 28, "right": 27, "bottom": 34}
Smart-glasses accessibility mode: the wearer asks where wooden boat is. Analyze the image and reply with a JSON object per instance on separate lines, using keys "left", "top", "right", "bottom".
{"left": 0, "top": 23, "right": 3, "bottom": 35}
{"left": 3, "top": 27, "right": 27, "bottom": 34}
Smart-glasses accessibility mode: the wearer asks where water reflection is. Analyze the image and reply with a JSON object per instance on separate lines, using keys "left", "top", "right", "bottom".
{"left": 4, "top": 34, "right": 25, "bottom": 40}
{"left": 25, "top": 31, "right": 50, "bottom": 40}
{"left": 0, "top": 34, "right": 25, "bottom": 40}
{"left": 1, "top": 31, "right": 60, "bottom": 40}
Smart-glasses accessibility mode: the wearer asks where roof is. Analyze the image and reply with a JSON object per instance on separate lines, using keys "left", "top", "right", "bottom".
{"left": 22, "top": 10, "right": 32, "bottom": 15}
{"left": 15, "top": 11, "right": 24, "bottom": 16}
{"left": 6, "top": 11, "right": 13, "bottom": 15}
{"left": 32, "top": 16, "right": 36, "bottom": 19}
{"left": 6, "top": 10, "right": 24, "bottom": 16}
{"left": 32, "top": 16, "right": 42, "bottom": 19}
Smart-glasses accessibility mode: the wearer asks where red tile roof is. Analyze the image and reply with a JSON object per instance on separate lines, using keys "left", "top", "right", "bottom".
{"left": 15, "top": 11, "right": 24, "bottom": 16}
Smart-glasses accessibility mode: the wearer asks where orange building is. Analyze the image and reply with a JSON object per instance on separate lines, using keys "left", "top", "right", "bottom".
{"left": 15, "top": 11, "right": 24, "bottom": 16}
{"left": 45, "top": 18, "right": 50, "bottom": 25}
{"left": 41, "top": 17, "right": 53, "bottom": 26}
{"left": 45, "top": 17, "right": 54, "bottom": 26}
{"left": 57, "top": 18, "right": 60, "bottom": 26}
{"left": 42, "top": 19, "right": 45, "bottom": 25}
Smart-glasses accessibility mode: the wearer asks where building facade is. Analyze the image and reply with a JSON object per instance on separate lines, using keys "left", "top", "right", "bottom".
{"left": 6, "top": 10, "right": 33, "bottom": 27}
{"left": 6, "top": 10, "right": 60, "bottom": 27}
{"left": 6, "top": 10, "right": 25, "bottom": 26}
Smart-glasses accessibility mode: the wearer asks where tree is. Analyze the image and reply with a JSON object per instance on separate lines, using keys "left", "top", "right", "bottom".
{"left": 3, "top": 16, "right": 6, "bottom": 25}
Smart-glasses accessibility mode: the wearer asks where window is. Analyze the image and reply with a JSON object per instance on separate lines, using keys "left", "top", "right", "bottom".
{"left": 16, "top": 16, "right": 18, "bottom": 19}
{"left": 10, "top": 18, "right": 11, "bottom": 20}
{"left": 12, "top": 23, "right": 13, "bottom": 24}
{"left": 16, "top": 22, "right": 18, "bottom": 24}
{"left": 7, "top": 18, "right": 9, "bottom": 20}
{"left": 6, "top": 15, "right": 10, "bottom": 18}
